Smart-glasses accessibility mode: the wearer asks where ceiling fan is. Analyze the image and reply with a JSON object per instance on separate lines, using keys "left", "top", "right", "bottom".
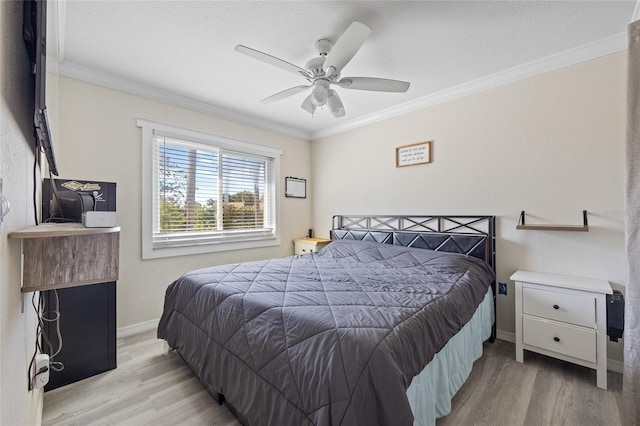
{"left": 235, "top": 21, "right": 410, "bottom": 118}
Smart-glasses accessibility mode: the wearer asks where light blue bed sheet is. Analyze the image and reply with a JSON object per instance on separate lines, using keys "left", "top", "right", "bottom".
{"left": 407, "top": 289, "right": 494, "bottom": 426}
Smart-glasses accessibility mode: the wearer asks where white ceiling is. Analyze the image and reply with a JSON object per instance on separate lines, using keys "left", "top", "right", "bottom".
{"left": 52, "top": 1, "right": 638, "bottom": 140}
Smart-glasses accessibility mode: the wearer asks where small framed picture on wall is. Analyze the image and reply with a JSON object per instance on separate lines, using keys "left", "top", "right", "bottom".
{"left": 396, "top": 141, "right": 432, "bottom": 167}
{"left": 285, "top": 176, "right": 306, "bottom": 198}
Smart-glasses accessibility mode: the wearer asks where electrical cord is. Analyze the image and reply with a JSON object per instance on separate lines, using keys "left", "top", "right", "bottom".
{"left": 27, "top": 133, "right": 41, "bottom": 390}
{"left": 27, "top": 141, "right": 68, "bottom": 390}
{"left": 27, "top": 292, "right": 46, "bottom": 390}
{"left": 27, "top": 148, "right": 66, "bottom": 390}
{"left": 26, "top": 290, "right": 65, "bottom": 390}
{"left": 42, "top": 290, "right": 64, "bottom": 372}
{"left": 26, "top": 293, "right": 38, "bottom": 391}
{"left": 32, "top": 142, "right": 39, "bottom": 225}
{"left": 48, "top": 170, "right": 65, "bottom": 221}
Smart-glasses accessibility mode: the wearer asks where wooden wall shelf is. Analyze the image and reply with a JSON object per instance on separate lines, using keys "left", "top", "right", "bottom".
{"left": 516, "top": 210, "right": 589, "bottom": 232}
{"left": 9, "top": 223, "right": 120, "bottom": 293}
{"left": 8, "top": 223, "right": 119, "bottom": 238}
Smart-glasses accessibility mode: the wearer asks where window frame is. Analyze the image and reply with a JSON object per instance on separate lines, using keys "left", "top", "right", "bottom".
{"left": 138, "top": 119, "right": 282, "bottom": 259}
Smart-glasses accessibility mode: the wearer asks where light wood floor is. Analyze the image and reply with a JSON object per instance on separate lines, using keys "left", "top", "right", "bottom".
{"left": 43, "top": 330, "right": 622, "bottom": 426}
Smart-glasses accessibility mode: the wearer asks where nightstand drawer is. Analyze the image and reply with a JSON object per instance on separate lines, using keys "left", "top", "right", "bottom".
{"left": 523, "top": 316, "right": 596, "bottom": 363}
{"left": 295, "top": 242, "right": 317, "bottom": 255}
{"left": 523, "top": 286, "right": 595, "bottom": 327}
{"left": 293, "top": 238, "right": 331, "bottom": 255}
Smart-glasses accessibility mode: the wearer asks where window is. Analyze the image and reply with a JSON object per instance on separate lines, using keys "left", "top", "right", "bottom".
{"left": 139, "top": 120, "right": 282, "bottom": 259}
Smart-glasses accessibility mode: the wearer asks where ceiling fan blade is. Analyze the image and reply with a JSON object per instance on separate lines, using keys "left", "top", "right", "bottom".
{"left": 323, "top": 21, "right": 371, "bottom": 77}
{"left": 338, "top": 77, "right": 410, "bottom": 93}
{"left": 260, "top": 85, "right": 311, "bottom": 104}
{"left": 235, "top": 45, "right": 310, "bottom": 79}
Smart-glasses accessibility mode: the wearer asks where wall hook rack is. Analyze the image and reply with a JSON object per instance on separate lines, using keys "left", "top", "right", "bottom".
{"left": 517, "top": 210, "right": 589, "bottom": 232}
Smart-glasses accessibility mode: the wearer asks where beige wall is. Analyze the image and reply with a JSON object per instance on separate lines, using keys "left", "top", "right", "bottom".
{"left": 55, "top": 77, "right": 312, "bottom": 327}
{"left": 55, "top": 52, "right": 626, "bottom": 364}
{"left": 0, "top": 1, "right": 44, "bottom": 424}
{"left": 311, "top": 52, "right": 627, "bottom": 362}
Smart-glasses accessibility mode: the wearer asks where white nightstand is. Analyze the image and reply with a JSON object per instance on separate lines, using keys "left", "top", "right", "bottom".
{"left": 293, "top": 237, "right": 332, "bottom": 255}
{"left": 511, "top": 270, "right": 612, "bottom": 389}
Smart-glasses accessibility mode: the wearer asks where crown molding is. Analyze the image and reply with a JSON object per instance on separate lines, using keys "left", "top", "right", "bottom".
{"left": 57, "top": 61, "right": 311, "bottom": 141}
{"left": 56, "top": 31, "right": 626, "bottom": 143}
{"left": 311, "top": 31, "right": 627, "bottom": 140}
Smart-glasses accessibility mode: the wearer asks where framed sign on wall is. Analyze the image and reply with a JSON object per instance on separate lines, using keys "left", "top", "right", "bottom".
{"left": 396, "top": 141, "right": 432, "bottom": 167}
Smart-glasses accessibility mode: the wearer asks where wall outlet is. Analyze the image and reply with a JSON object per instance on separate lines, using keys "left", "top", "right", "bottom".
{"left": 498, "top": 282, "right": 508, "bottom": 296}
{"left": 34, "top": 354, "right": 50, "bottom": 389}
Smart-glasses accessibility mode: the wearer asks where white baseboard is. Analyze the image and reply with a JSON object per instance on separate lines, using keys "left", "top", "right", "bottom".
{"left": 496, "top": 328, "right": 623, "bottom": 374}
{"left": 607, "top": 359, "right": 624, "bottom": 374}
{"left": 496, "top": 329, "right": 516, "bottom": 343}
{"left": 117, "top": 318, "right": 159, "bottom": 338}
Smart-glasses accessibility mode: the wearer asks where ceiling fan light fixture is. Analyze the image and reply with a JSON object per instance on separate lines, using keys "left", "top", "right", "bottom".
{"left": 327, "top": 89, "right": 345, "bottom": 118}
{"left": 310, "top": 81, "right": 329, "bottom": 106}
{"left": 301, "top": 95, "right": 316, "bottom": 115}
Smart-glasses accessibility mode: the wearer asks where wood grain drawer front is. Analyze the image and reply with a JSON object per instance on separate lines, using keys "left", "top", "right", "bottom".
{"left": 523, "top": 316, "right": 596, "bottom": 363}
{"left": 22, "top": 232, "right": 119, "bottom": 292}
{"left": 522, "top": 287, "right": 595, "bottom": 327}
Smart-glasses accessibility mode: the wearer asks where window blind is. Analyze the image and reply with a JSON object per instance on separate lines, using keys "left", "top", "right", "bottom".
{"left": 152, "top": 135, "right": 275, "bottom": 248}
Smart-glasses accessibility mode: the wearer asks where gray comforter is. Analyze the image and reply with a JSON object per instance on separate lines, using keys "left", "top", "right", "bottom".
{"left": 157, "top": 239, "right": 495, "bottom": 426}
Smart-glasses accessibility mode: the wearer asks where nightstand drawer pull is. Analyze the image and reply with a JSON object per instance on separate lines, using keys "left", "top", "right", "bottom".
{"left": 553, "top": 336, "right": 560, "bottom": 342}
{"left": 553, "top": 304, "right": 559, "bottom": 310}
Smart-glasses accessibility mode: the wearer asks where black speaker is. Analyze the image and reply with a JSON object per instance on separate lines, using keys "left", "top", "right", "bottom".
{"left": 606, "top": 290, "right": 624, "bottom": 342}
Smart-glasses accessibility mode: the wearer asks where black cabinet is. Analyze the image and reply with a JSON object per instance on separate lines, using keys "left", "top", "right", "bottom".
{"left": 43, "top": 282, "right": 117, "bottom": 391}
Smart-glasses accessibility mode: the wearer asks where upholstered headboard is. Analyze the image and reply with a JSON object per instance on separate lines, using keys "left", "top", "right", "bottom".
{"left": 331, "top": 215, "right": 496, "bottom": 269}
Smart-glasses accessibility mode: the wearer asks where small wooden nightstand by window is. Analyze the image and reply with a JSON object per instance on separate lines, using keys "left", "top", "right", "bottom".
{"left": 293, "top": 237, "right": 331, "bottom": 255}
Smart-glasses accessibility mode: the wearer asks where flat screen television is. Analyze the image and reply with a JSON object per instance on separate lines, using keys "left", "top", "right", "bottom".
{"left": 23, "top": 0, "right": 58, "bottom": 176}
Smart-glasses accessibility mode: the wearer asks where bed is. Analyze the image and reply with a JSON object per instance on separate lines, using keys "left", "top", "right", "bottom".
{"left": 157, "top": 215, "right": 496, "bottom": 426}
